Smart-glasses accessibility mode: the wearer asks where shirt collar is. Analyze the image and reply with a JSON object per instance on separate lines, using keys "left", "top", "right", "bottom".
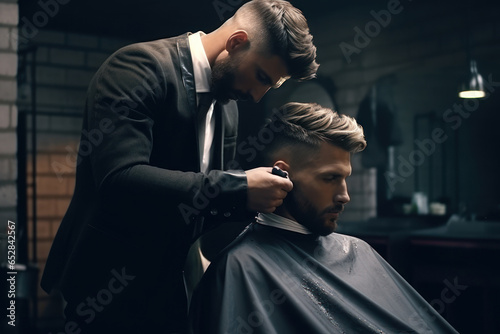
{"left": 188, "top": 31, "right": 212, "bottom": 93}
{"left": 256, "top": 213, "right": 312, "bottom": 235}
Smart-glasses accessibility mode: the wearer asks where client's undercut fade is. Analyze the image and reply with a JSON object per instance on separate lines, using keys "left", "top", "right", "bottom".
{"left": 258, "top": 102, "right": 366, "bottom": 165}
{"left": 234, "top": 0, "right": 319, "bottom": 81}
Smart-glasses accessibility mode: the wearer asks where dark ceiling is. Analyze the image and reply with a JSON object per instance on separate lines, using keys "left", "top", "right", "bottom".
{"left": 18, "top": 0, "right": 496, "bottom": 48}
{"left": 19, "top": 0, "right": 376, "bottom": 41}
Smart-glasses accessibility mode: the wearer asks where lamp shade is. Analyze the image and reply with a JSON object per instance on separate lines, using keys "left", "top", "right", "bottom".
{"left": 459, "top": 60, "right": 485, "bottom": 98}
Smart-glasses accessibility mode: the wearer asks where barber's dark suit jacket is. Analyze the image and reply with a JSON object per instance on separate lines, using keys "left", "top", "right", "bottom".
{"left": 41, "top": 34, "right": 250, "bottom": 333}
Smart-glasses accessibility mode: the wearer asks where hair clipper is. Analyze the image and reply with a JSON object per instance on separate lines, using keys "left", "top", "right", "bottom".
{"left": 272, "top": 166, "right": 289, "bottom": 178}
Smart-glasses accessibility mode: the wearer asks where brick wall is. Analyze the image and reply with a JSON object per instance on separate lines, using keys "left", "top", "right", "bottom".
{"left": 0, "top": 0, "right": 18, "bottom": 270}
{"left": 15, "top": 28, "right": 131, "bottom": 325}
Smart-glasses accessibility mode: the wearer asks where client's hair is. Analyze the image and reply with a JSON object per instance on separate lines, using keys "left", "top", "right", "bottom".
{"left": 258, "top": 102, "right": 366, "bottom": 165}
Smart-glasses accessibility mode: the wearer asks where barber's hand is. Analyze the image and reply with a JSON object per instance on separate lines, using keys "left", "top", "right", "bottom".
{"left": 245, "top": 167, "right": 293, "bottom": 213}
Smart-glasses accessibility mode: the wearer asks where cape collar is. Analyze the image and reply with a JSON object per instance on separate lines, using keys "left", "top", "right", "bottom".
{"left": 256, "top": 213, "right": 312, "bottom": 235}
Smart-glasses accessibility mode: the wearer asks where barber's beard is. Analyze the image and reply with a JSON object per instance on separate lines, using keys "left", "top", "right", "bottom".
{"left": 285, "top": 187, "right": 344, "bottom": 236}
{"left": 210, "top": 56, "right": 237, "bottom": 105}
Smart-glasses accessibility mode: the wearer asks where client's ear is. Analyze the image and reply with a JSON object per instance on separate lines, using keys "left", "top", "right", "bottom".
{"left": 273, "top": 160, "right": 290, "bottom": 173}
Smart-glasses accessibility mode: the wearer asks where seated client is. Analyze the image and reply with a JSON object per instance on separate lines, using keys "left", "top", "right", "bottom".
{"left": 189, "top": 102, "right": 458, "bottom": 334}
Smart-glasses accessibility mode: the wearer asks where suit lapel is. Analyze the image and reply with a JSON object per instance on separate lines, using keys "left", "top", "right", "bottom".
{"left": 177, "top": 34, "right": 202, "bottom": 171}
{"left": 176, "top": 34, "right": 239, "bottom": 172}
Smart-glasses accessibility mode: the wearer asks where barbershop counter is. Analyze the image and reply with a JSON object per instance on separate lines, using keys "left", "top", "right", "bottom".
{"left": 336, "top": 215, "right": 500, "bottom": 334}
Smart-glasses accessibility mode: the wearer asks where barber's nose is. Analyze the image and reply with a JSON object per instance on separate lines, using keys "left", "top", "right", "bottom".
{"left": 335, "top": 181, "right": 350, "bottom": 204}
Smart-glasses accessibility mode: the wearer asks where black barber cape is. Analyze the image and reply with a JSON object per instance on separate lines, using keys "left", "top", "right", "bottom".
{"left": 189, "top": 223, "right": 458, "bottom": 334}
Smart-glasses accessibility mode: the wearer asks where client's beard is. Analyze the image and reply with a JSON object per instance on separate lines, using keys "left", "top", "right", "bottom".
{"left": 284, "top": 188, "right": 344, "bottom": 236}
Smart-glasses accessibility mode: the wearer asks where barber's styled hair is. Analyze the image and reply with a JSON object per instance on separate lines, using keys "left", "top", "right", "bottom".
{"left": 234, "top": 0, "right": 319, "bottom": 81}
{"left": 258, "top": 102, "right": 366, "bottom": 164}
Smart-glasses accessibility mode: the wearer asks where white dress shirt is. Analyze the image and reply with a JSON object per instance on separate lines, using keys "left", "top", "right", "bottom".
{"left": 188, "top": 31, "right": 215, "bottom": 173}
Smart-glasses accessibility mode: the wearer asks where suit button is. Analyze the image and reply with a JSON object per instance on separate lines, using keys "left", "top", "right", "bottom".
{"left": 223, "top": 212, "right": 231, "bottom": 217}
{"left": 210, "top": 209, "right": 218, "bottom": 216}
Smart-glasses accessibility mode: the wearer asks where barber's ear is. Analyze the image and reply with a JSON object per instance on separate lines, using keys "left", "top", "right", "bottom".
{"left": 273, "top": 160, "right": 290, "bottom": 173}
{"left": 226, "top": 30, "right": 249, "bottom": 54}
